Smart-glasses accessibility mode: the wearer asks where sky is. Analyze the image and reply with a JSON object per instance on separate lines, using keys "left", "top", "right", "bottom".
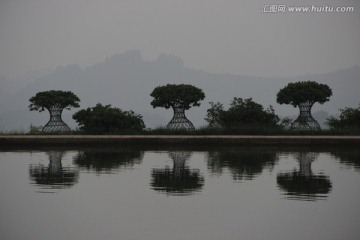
{"left": 0, "top": 0, "right": 359, "bottom": 79}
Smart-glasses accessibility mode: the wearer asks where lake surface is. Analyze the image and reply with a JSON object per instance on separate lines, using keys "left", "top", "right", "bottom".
{"left": 0, "top": 146, "right": 359, "bottom": 240}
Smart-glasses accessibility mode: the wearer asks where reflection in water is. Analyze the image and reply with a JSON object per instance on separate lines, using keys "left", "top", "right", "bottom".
{"left": 26, "top": 148, "right": 345, "bottom": 200}
{"left": 29, "top": 151, "right": 78, "bottom": 191}
{"left": 331, "top": 150, "right": 360, "bottom": 172}
{"left": 151, "top": 151, "right": 204, "bottom": 196}
{"left": 2, "top": 147, "right": 359, "bottom": 240}
{"left": 206, "top": 148, "right": 278, "bottom": 181}
{"left": 73, "top": 148, "right": 144, "bottom": 174}
{"left": 277, "top": 152, "right": 332, "bottom": 201}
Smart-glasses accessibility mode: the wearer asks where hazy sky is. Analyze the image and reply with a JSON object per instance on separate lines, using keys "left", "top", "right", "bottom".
{"left": 0, "top": 0, "right": 359, "bottom": 79}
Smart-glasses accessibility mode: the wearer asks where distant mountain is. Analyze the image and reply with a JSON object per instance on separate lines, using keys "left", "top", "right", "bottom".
{"left": 0, "top": 50, "right": 359, "bottom": 131}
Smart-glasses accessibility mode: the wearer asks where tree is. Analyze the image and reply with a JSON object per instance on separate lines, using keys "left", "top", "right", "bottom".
{"left": 326, "top": 104, "right": 360, "bottom": 129}
{"left": 205, "top": 97, "right": 280, "bottom": 129}
{"left": 72, "top": 103, "right": 145, "bottom": 134}
{"left": 29, "top": 151, "right": 79, "bottom": 190}
{"left": 151, "top": 151, "right": 204, "bottom": 195}
{"left": 150, "top": 84, "right": 205, "bottom": 130}
{"left": 29, "top": 90, "right": 80, "bottom": 133}
{"left": 276, "top": 81, "right": 332, "bottom": 130}
{"left": 277, "top": 152, "right": 332, "bottom": 201}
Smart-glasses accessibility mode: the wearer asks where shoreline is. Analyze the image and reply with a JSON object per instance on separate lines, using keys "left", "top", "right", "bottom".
{"left": 1, "top": 135, "right": 360, "bottom": 147}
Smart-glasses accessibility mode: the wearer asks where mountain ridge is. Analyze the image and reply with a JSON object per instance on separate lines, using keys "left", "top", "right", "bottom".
{"left": 1, "top": 50, "right": 359, "bottom": 131}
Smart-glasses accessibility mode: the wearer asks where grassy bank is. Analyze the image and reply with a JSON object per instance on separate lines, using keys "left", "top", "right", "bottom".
{"left": 2, "top": 125, "right": 360, "bottom": 136}
{"left": 144, "top": 126, "right": 360, "bottom": 136}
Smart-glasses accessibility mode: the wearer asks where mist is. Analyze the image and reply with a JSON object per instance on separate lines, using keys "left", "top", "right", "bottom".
{"left": 0, "top": 50, "right": 359, "bottom": 131}
{"left": 0, "top": 0, "right": 359, "bottom": 131}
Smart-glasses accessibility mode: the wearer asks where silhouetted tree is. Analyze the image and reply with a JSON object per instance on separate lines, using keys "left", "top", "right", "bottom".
{"left": 73, "top": 103, "right": 145, "bottom": 134}
{"left": 151, "top": 151, "right": 204, "bottom": 195}
{"left": 205, "top": 98, "right": 279, "bottom": 129}
{"left": 29, "top": 90, "right": 80, "bottom": 133}
{"left": 277, "top": 152, "right": 332, "bottom": 201}
{"left": 29, "top": 151, "right": 79, "bottom": 190}
{"left": 277, "top": 81, "right": 332, "bottom": 130}
{"left": 326, "top": 103, "right": 360, "bottom": 129}
{"left": 150, "top": 84, "right": 205, "bottom": 130}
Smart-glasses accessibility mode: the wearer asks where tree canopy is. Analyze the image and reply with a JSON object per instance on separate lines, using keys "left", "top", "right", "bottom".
{"left": 276, "top": 81, "right": 332, "bottom": 107}
{"left": 29, "top": 90, "right": 80, "bottom": 112}
{"left": 205, "top": 97, "right": 280, "bottom": 129}
{"left": 326, "top": 104, "right": 360, "bottom": 129}
{"left": 150, "top": 84, "right": 205, "bottom": 110}
{"left": 73, "top": 103, "right": 145, "bottom": 134}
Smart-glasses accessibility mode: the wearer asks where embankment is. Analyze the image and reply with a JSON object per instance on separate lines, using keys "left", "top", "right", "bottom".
{"left": 1, "top": 135, "right": 360, "bottom": 148}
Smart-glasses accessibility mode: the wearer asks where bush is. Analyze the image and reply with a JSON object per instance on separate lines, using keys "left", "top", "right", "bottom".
{"left": 205, "top": 98, "right": 280, "bottom": 129}
{"left": 73, "top": 103, "right": 145, "bottom": 134}
{"left": 326, "top": 104, "right": 360, "bottom": 129}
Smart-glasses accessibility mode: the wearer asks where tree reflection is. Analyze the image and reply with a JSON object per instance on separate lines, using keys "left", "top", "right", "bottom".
{"left": 330, "top": 149, "right": 360, "bottom": 172}
{"left": 277, "top": 152, "right": 332, "bottom": 201}
{"left": 207, "top": 148, "right": 278, "bottom": 181}
{"left": 73, "top": 148, "right": 143, "bottom": 174}
{"left": 151, "top": 151, "right": 204, "bottom": 196}
{"left": 29, "top": 151, "right": 78, "bottom": 190}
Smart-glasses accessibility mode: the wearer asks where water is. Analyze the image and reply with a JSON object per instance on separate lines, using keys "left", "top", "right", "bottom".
{"left": 0, "top": 146, "right": 359, "bottom": 240}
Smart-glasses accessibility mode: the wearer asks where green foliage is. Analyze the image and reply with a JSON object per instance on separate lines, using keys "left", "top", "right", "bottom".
{"left": 205, "top": 97, "right": 280, "bottom": 129}
{"left": 204, "top": 102, "right": 224, "bottom": 127}
{"left": 280, "top": 117, "right": 293, "bottom": 129}
{"left": 326, "top": 104, "right": 360, "bottom": 129}
{"left": 150, "top": 84, "right": 205, "bottom": 110}
{"left": 277, "top": 81, "right": 332, "bottom": 107}
{"left": 29, "top": 90, "right": 80, "bottom": 112}
{"left": 28, "top": 124, "right": 42, "bottom": 134}
{"left": 73, "top": 103, "right": 145, "bottom": 134}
